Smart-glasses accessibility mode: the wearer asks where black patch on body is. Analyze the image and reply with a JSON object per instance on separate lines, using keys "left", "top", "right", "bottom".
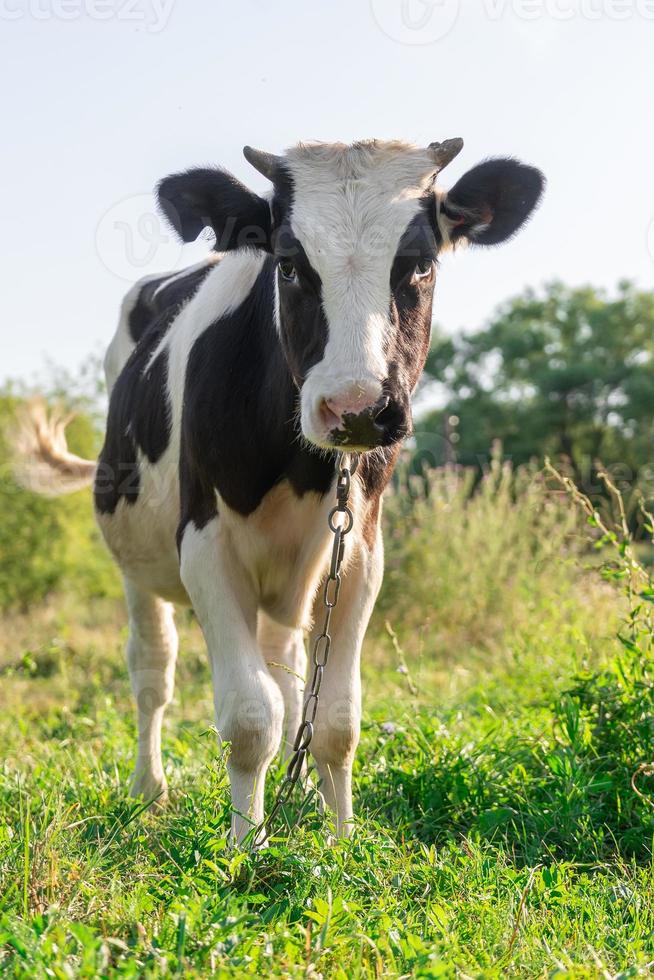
{"left": 177, "top": 259, "right": 337, "bottom": 546}
{"left": 95, "top": 263, "right": 212, "bottom": 514}
{"left": 95, "top": 319, "right": 171, "bottom": 514}
{"left": 128, "top": 261, "right": 216, "bottom": 343}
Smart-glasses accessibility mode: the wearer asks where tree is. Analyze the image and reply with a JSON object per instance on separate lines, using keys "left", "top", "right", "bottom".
{"left": 419, "top": 282, "right": 654, "bottom": 499}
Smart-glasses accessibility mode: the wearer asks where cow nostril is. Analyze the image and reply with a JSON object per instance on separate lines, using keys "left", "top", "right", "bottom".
{"left": 319, "top": 398, "right": 341, "bottom": 431}
{"left": 374, "top": 398, "right": 404, "bottom": 434}
{"left": 372, "top": 396, "right": 390, "bottom": 421}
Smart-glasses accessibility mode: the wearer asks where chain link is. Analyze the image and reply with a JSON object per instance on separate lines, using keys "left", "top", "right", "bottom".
{"left": 253, "top": 451, "right": 359, "bottom": 847}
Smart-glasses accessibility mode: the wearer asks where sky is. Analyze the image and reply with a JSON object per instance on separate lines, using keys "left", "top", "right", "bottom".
{"left": 2, "top": 0, "right": 653, "bottom": 384}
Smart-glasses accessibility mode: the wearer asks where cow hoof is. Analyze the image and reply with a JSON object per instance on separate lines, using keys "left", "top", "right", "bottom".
{"left": 129, "top": 771, "right": 169, "bottom": 810}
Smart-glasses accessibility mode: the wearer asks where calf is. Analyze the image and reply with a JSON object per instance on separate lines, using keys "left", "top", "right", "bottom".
{"left": 23, "top": 139, "right": 543, "bottom": 842}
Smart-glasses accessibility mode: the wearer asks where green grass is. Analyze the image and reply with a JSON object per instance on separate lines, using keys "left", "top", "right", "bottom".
{"left": 1, "top": 465, "right": 653, "bottom": 977}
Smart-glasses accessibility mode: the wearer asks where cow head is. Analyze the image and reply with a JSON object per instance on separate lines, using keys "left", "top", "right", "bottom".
{"left": 158, "top": 140, "right": 544, "bottom": 452}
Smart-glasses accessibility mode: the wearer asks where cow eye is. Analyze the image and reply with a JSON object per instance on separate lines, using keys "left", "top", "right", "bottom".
{"left": 411, "top": 258, "right": 434, "bottom": 283}
{"left": 278, "top": 260, "right": 297, "bottom": 282}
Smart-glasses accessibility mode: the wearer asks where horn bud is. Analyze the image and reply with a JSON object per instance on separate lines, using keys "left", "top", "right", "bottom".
{"left": 243, "top": 145, "right": 283, "bottom": 180}
{"left": 428, "top": 137, "right": 464, "bottom": 171}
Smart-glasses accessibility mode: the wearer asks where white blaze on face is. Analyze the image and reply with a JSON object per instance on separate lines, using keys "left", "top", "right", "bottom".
{"left": 284, "top": 142, "right": 439, "bottom": 446}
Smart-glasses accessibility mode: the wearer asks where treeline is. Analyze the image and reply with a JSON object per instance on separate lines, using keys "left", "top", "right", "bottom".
{"left": 416, "top": 281, "right": 654, "bottom": 507}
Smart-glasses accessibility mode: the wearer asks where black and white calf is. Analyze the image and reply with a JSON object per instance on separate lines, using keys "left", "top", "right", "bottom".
{"left": 24, "top": 139, "right": 543, "bottom": 842}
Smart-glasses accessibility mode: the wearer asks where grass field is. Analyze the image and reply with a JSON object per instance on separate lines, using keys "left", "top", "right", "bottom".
{"left": 1, "top": 462, "right": 654, "bottom": 977}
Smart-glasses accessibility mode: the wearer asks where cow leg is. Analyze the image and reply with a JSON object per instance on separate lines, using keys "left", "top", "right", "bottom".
{"left": 179, "top": 519, "right": 284, "bottom": 844}
{"left": 309, "top": 529, "right": 384, "bottom": 837}
{"left": 124, "top": 578, "right": 178, "bottom": 805}
{"left": 257, "top": 613, "right": 307, "bottom": 759}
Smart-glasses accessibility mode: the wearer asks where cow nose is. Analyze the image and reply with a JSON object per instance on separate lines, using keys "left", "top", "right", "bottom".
{"left": 319, "top": 388, "right": 392, "bottom": 448}
{"left": 321, "top": 383, "right": 384, "bottom": 428}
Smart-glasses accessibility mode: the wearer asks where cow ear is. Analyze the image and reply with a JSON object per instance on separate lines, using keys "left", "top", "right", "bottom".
{"left": 438, "top": 158, "right": 544, "bottom": 247}
{"left": 157, "top": 167, "right": 272, "bottom": 251}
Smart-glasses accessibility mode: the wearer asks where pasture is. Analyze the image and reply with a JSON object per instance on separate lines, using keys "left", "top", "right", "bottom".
{"left": 1, "top": 431, "right": 653, "bottom": 978}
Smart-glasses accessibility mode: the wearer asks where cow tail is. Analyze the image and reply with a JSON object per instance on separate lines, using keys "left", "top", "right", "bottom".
{"left": 11, "top": 398, "right": 97, "bottom": 496}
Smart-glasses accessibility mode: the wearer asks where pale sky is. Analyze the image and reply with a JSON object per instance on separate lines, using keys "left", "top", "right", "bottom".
{"left": 2, "top": 0, "right": 653, "bottom": 383}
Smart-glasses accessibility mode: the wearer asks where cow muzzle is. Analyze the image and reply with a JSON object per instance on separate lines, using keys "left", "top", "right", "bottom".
{"left": 304, "top": 380, "right": 408, "bottom": 451}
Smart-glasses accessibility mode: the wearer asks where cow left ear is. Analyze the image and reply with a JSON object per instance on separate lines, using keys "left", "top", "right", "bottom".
{"left": 157, "top": 167, "right": 272, "bottom": 251}
{"left": 438, "top": 158, "right": 545, "bottom": 247}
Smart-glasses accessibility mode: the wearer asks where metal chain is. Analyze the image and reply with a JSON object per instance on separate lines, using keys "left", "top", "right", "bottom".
{"left": 253, "top": 451, "right": 359, "bottom": 847}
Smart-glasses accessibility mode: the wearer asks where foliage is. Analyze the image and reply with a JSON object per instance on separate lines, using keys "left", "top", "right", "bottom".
{"left": 0, "top": 462, "right": 653, "bottom": 976}
{"left": 421, "top": 281, "right": 654, "bottom": 509}
{"left": 377, "top": 451, "right": 589, "bottom": 659}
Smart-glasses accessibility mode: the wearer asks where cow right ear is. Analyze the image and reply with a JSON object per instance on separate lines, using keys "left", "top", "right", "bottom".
{"left": 157, "top": 167, "right": 272, "bottom": 251}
